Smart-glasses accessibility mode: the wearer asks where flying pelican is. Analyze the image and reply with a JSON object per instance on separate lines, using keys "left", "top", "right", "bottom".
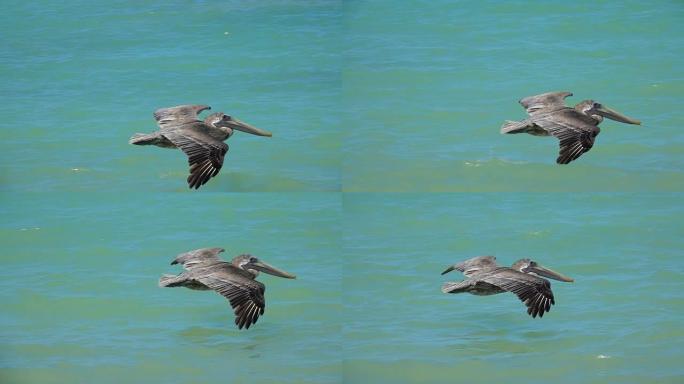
{"left": 130, "top": 105, "right": 272, "bottom": 189}
{"left": 500, "top": 91, "right": 641, "bottom": 164}
{"left": 159, "top": 247, "right": 296, "bottom": 329}
{"left": 441, "top": 256, "right": 574, "bottom": 318}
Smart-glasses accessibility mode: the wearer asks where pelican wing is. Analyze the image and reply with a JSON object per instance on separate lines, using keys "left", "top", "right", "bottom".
{"left": 531, "top": 109, "right": 600, "bottom": 164}
{"left": 480, "top": 269, "right": 555, "bottom": 318}
{"left": 441, "top": 279, "right": 473, "bottom": 294}
{"left": 457, "top": 256, "right": 499, "bottom": 277}
{"left": 519, "top": 92, "right": 572, "bottom": 115}
{"left": 197, "top": 268, "right": 266, "bottom": 330}
{"left": 154, "top": 105, "right": 211, "bottom": 130}
{"left": 162, "top": 130, "right": 229, "bottom": 189}
{"left": 171, "top": 247, "right": 225, "bottom": 270}
{"left": 500, "top": 119, "right": 535, "bottom": 134}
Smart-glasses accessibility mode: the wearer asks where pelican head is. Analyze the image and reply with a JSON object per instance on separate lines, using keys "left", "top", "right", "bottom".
{"left": 205, "top": 113, "right": 273, "bottom": 138}
{"left": 232, "top": 254, "right": 296, "bottom": 279}
{"left": 575, "top": 100, "right": 641, "bottom": 125}
{"left": 512, "top": 259, "right": 574, "bottom": 282}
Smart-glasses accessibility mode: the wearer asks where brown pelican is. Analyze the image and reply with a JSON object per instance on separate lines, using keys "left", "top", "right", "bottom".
{"left": 500, "top": 91, "right": 641, "bottom": 164}
{"left": 159, "top": 247, "right": 296, "bottom": 329}
{"left": 441, "top": 256, "right": 574, "bottom": 318}
{"left": 129, "top": 105, "right": 272, "bottom": 189}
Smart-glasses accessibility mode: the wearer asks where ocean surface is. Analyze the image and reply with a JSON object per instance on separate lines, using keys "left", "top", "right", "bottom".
{"left": 1, "top": 192, "right": 342, "bottom": 383}
{"left": 1, "top": 1, "right": 341, "bottom": 193}
{"left": 343, "top": 1, "right": 684, "bottom": 192}
{"left": 1, "top": 0, "right": 683, "bottom": 383}
{"left": 342, "top": 193, "right": 684, "bottom": 383}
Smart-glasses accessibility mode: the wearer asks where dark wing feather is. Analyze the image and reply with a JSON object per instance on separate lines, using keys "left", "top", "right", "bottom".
{"left": 555, "top": 129, "right": 598, "bottom": 164}
{"left": 162, "top": 130, "right": 229, "bottom": 189}
{"left": 530, "top": 109, "right": 600, "bottom": 164}
{"left": 171, "top": 247, "right": 225, "bottom": 270}
{"left": 154, "top": 105, "right": 211, "bottom": 129}
{"left": 198, "top": 268, "right": 266, "bottom": 330}
{"left": 519, "top": 91, "right": 572, "bottom": 115}
{"left": 480, "top": 269, "right": 555, "bottom": 318}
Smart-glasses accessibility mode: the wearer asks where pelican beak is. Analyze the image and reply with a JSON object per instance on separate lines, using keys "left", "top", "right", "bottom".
{"left": 441, "top": 263, "right": 462, "bottom": 275}
{"left": 228, "top": 119, "right": 273, "bottom": 137}
{"left": 529, "top": 264, "right": 574, "bottom": 282}
{"left": 597, "top": 105, "right": 641, "bottom": 125}
{"left": 251, "top": 260, "right": 296, "bottom": 279}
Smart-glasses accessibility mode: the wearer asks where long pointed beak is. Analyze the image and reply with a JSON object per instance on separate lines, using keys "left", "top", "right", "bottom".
{"left": 229, "top": 119, "right": 273, "bottom": 137}
{"left": 529, "top": 264, "right": 574, "bottom": 282}
{"left": 441, "top": 263, "right": 462, "bottom": 275}
{"left": 597, "top": 106, "right": 641, "bottom": 125}
{"left": 251, "top": 260, "right": 296, "bottom": 279}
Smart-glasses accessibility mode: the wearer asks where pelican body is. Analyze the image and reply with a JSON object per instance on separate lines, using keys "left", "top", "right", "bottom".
{"left": 441, "top": 256, "right": 573, "bottom": 318}
{"left": 130, "top": 105, "right": 272, "bottom": 189}
{"left": 159, "top": 247, "right": 295, "bottom": 329}
{"left": 500, "top": 91, "right": 641, "bottom": 164}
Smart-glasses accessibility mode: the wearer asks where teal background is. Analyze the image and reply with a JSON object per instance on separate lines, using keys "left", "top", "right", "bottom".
{"left": 1, "top": 1, "right": 341, "bottom": 193}
{"left": 343, "top": 193, "right": 683, "bottom": 383}
{"left": 343, "top": 0, "right": 684, "bottom": 191}
{"left": 1, "top": 192, "right": 341, "bottom": 383}
{"left": 1, "top": 0, "right": 683, "bottom": 383}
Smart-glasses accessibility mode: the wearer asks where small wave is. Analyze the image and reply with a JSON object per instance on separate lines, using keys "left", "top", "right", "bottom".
{"left": 463, "top": 158, "right": 530, "bottom": 167}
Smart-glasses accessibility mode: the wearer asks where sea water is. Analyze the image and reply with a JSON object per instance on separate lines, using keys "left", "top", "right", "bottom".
{"left": 1, "top": 1, "right": 682, "bottom": 383}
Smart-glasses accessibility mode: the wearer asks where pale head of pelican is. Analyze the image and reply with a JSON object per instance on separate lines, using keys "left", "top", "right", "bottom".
{"left": 205, "top": 113, "right": 273, "bottom": 138}
{"left": 512, "top": 259, "right": 574, "bottom": 282}
{"left": 576, "top": 100, "right": 641, "bottom": 125}
{"left": 232, "top": 254, "right": 296, "bottom": 279}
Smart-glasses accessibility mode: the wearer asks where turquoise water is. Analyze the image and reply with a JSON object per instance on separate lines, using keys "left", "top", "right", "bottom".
{"left": 342, "top": 193, "right": 684, "bottom": 383}
{"left": 1, "top": 192, "right": 341, "bottom": 383}
{"left": 343, "top": 1, "right": 684, "bottom": 191}
{"left": 1, "top": 1, "right": 341, "bottom": 192}
{"left": 2, "top": 0, "right": 683, "bottom": 383}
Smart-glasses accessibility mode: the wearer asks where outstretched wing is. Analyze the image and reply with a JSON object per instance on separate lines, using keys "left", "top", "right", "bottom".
{"left": 162, "top": 130, "right": 229, "bottom": 189}
{"left": 441, "top": 279, "right": 473, "bottom": 294}
{"left": 455, "top": 256, "right": 499, "bottom": 277}
{"left": 171, "top": 247, "right": 225, "bottom": 270}
{"left": 480, "top": 269, "right": 555, "bottom": 318}
{"left": 197, "top": 267, "right": 267, "bottom": 330}
{"left": 531, "top": 109, "right": 600, "bottom": 164}
{"left": 154, "top": 105, "right": 211, "bottom": 130}
{"left": 519, "top": 91, "right": 572, "bottom": 116}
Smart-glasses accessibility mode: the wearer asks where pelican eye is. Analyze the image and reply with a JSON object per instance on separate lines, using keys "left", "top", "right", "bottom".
{"left": 249, "top": 257, "right": 258, "bottom": 263}
{"left": 222, "top": 115, "right": 232, "bottom": 121}
{"left": 592, "top": 102, "right": 601, "bottom": 109}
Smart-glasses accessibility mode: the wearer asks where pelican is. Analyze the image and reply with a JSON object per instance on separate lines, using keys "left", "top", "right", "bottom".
{"left": 441, "top": 256, "right": 574, "bottom": 318}
{"left": 159, "top": 247, "right": 296, "bottom": 329}
{"left": 130, "top": 105, "right": 272, "bottom": 189}
{"left": 500, "top": 91, "right": 641, "bottom": 164}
